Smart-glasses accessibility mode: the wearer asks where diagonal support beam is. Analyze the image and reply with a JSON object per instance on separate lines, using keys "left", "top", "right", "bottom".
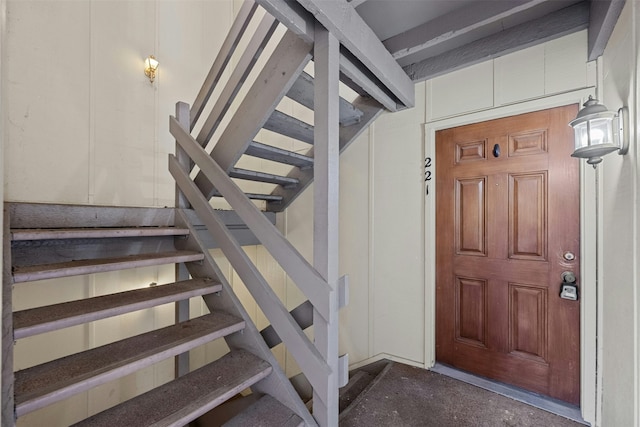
{"left": 588, "top": 0, "right": 626, "bottom": 61}
{"left": 190, "top": 0, "right": 259, "bottom": 129}
{"left": 170, "top": 116, "right": 332, "bottom": 322}
{"left": 296, "top": 0, "right": 414, "bottom": 108}
{"left": 383, "top": 0, "right": 547, "bottom": 63}
{"left": 266, "top": 96, "right": 384, "bottom": 212}
{"left": 191, "top": 30, "right": 312, "bottom": 199}
{"left": 404, "top": 1, "right": 589, "bottom": 83}
{"left": 255, "top": 0, "right": 414, "bottom": 110}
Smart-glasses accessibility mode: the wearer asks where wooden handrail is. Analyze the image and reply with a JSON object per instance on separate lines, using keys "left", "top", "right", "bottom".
{"left": 190, "top": 0, "right": 259, "bottom": 129}
{"left": 195, "top": 13, "right": 279, "bottom": 150}
{"left": 169, "top": 155, "right": 332, "bottom": 399}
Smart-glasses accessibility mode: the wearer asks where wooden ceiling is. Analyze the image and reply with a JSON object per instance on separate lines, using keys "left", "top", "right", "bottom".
{"left": 352, "top": 0, "right": 624, "bottom": 82}
{"left": 257, "top": 0, "right": 625, "bottom": 110}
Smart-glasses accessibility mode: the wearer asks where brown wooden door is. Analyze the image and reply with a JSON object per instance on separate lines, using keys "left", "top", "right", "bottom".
{"left": 435, "top": 105, "right": 581, "bottom": 404}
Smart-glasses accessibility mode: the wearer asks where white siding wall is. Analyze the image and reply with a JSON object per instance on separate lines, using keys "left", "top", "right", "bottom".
{"left": 599, "top": 2, "right": 640, "bottom": 426}
{"left": 3, "top": 1, "right": 639, "bottom": 425}
{"left": 2, "top": 1, "right": 249, "bottom": 424}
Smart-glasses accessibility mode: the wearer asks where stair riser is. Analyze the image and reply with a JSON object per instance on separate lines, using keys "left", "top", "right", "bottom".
{"left": 11, "top": 236, "right": 181, "bottom": 267}
{"left": 8, "top": 203, "right": 176, "bottom": 229}
{"left": 12, "top": 253, "right": 204, "bottom": 283}
{"left": 11, "top": 228, "right": 189, "bottom": 241}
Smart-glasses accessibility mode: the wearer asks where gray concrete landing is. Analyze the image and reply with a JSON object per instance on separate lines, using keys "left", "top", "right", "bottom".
{"left": 339, "top": 362, "right": 586, "bottom": 427}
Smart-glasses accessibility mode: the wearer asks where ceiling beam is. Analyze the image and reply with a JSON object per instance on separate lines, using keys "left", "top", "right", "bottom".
{"left": 256, "top": 0, "right": 415, "bottom": 109}
{"left": 588, "top": 0, "right": 626, "bottom": 61}
{"left": 296, "top": 0, "right": 414, "bottom": 107}
{"left": 404, "top": 1, "right": 589, "bottom": 83}
{"left": 383, "top": 0, "right": 547, "bottom": 61}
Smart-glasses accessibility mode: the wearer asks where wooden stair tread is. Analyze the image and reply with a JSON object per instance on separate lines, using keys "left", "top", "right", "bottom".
{"left": 223, "top": 394, "right": 304, "bottom": 427}
{"left": 15, "top": 312, "right": 245, "bottom": 416}
{"left": 11, "top": 226, "right": 189, "bottom": 241}
{"left": 14, "top": 278, "right": 221, "bottom": 339}
{"left": 245, "top": 141, "right": 313, "bottom": 169}
{"left": 264, "top": 110, "right": 314, "bottom": 145}
{"left": 287, "top": 71, "right": 364, "bottom": 127}
{"left": 211, "top": 190, "right": 283, "bottom": 203}
{"left": 12, "top": 250, "right": 204, "bottom": 283}
{"left": 72, "top": 350, "right": 272, "bottom": 427}
{"left": 229, "top": 168, "right": 299, "bottom": 188}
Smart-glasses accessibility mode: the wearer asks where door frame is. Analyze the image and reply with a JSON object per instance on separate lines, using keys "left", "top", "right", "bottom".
{"left": 423, "top": 88, "right": 599, "bottom": 425}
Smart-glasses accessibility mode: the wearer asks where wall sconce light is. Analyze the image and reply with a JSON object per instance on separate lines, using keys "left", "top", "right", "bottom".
{"left": 144, "top": 55, "right": 159, "bottom": 83}
{"left": 569, "top": 96, "right": 629, "bottom": 167}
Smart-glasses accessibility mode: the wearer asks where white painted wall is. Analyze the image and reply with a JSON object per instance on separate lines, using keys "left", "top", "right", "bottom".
{"left": 599, "top": 2, "right": 640, "bottom": 426}
{"left": 3, "top": 0, "right": 638, "bottom": 425}
{"left": 1, "top": 1, "right": 247, "bottom": 424}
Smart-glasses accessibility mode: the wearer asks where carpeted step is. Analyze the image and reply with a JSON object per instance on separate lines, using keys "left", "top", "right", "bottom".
{"left": 15, "top": 312, "right": 244, "bottom": 417}
{"left": 14, "top": 278, "right": 221, "bottom": 339}
{"left": 223, "top": 394, "right": 303, "bottom": 427}
{"left": 12, "top": 250, "right": 204, "bottom": 283}
{"left": 73, "top": 350, "right": 272, "bottom": 427}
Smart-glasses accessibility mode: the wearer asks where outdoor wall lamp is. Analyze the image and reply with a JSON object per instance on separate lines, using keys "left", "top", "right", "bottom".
{"left": 569, "top": 96, "right": 629, "bottom": 167}
{"left": 144, "top": 55, "right": 159, "bottom": 83}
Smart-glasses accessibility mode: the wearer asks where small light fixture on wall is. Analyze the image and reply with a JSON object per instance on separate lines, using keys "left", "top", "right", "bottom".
{"left": 144, "top": 55, "right": 159, "bottom": 83}
{"left": 569, "top": 96, "right": 629, "bottom": 167}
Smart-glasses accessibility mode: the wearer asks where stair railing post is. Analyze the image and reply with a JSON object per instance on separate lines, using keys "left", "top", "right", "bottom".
{"left": 312, "top": 21, "right": 340, "bottom": 427}
{"left": 174, "top": 101, "right": 192, "bottom": 378}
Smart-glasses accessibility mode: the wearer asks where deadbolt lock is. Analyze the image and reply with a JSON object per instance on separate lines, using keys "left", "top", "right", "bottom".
{"left": 560, "top": 271, "right": 578, "bottom": 301}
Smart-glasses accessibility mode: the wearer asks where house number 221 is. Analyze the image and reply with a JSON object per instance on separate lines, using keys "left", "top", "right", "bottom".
{"left": 424, "top": 157, "right": 432, "bottom": 196}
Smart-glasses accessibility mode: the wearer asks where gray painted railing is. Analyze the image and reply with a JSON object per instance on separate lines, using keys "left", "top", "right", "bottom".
{"left": 169, "top": 1, "right": 342, "bottom": 424}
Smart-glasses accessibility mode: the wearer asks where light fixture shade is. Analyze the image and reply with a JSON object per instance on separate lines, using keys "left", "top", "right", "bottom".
{"left": 569, "top": 96, "right": 622, "bottom": 166}
{"left": 145, "top": 56, "right": 159, "bottom": 70}
{"left": 144, "top": 55, "right": 159, "bottom": 82}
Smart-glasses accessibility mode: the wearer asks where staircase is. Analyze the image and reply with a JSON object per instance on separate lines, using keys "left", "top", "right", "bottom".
{"left": 3, "top": 0, "right": 415, "bottom": 425}
{"left": 4, "top": 203, "right": 311, "bottom": 426}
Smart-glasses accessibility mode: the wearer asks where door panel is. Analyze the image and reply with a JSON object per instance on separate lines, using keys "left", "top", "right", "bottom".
{"left": 509, "top": 172, "right": 547, "bottom": 260}
{"left": 436, "top": 105, "right": 580, "bottom": 404}
{"left": 456, "top": 177, "right": 486, "bottom": 255}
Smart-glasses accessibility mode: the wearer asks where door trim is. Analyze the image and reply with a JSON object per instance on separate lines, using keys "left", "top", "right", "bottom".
{"left": 423, "top": 88, "right": 598, "bottom": 425}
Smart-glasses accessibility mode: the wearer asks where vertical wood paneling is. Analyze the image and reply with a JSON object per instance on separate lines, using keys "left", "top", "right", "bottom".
{"left": 509, "top": 283, "right": 548, "bottom": 363}
{"left": 509, "top": 172, "right": 547, "bottom": 260}
{"left": 455, "top": 277, "right": 487, "bottom": 348}
{"left": 455, "top": 177, "right": 487, "bottom": 256}
{"left": 599, "top": 3, "right": 637, "bottom": 425}
{"left": 5, "top": 1, "right": 91, "bottom": 204}
{"left": 544, "top": 31, "right": 589, "bottom": 95}
{"left": 494, "top": 44, "right": 545, "bottom": 105}
{"left": 428, "top": 61, "right": 494, "bottom": 120}
{"left": 371, "top": 82, "right": 426, "bottom": 363}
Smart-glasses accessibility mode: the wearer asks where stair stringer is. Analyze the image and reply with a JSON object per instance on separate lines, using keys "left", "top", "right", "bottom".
{"left": 266, "top": 95, "right": 385, "bottom": 212}
{"left": 173, "top": 209, "right": 316, "bottom": 426}
{"left": 2, "top": 206, "right": 15, "bottom": 427}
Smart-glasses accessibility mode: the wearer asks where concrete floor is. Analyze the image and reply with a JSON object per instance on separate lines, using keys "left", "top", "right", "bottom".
{"left": 339, "top": 362, "right": 586, "bottom": 427}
